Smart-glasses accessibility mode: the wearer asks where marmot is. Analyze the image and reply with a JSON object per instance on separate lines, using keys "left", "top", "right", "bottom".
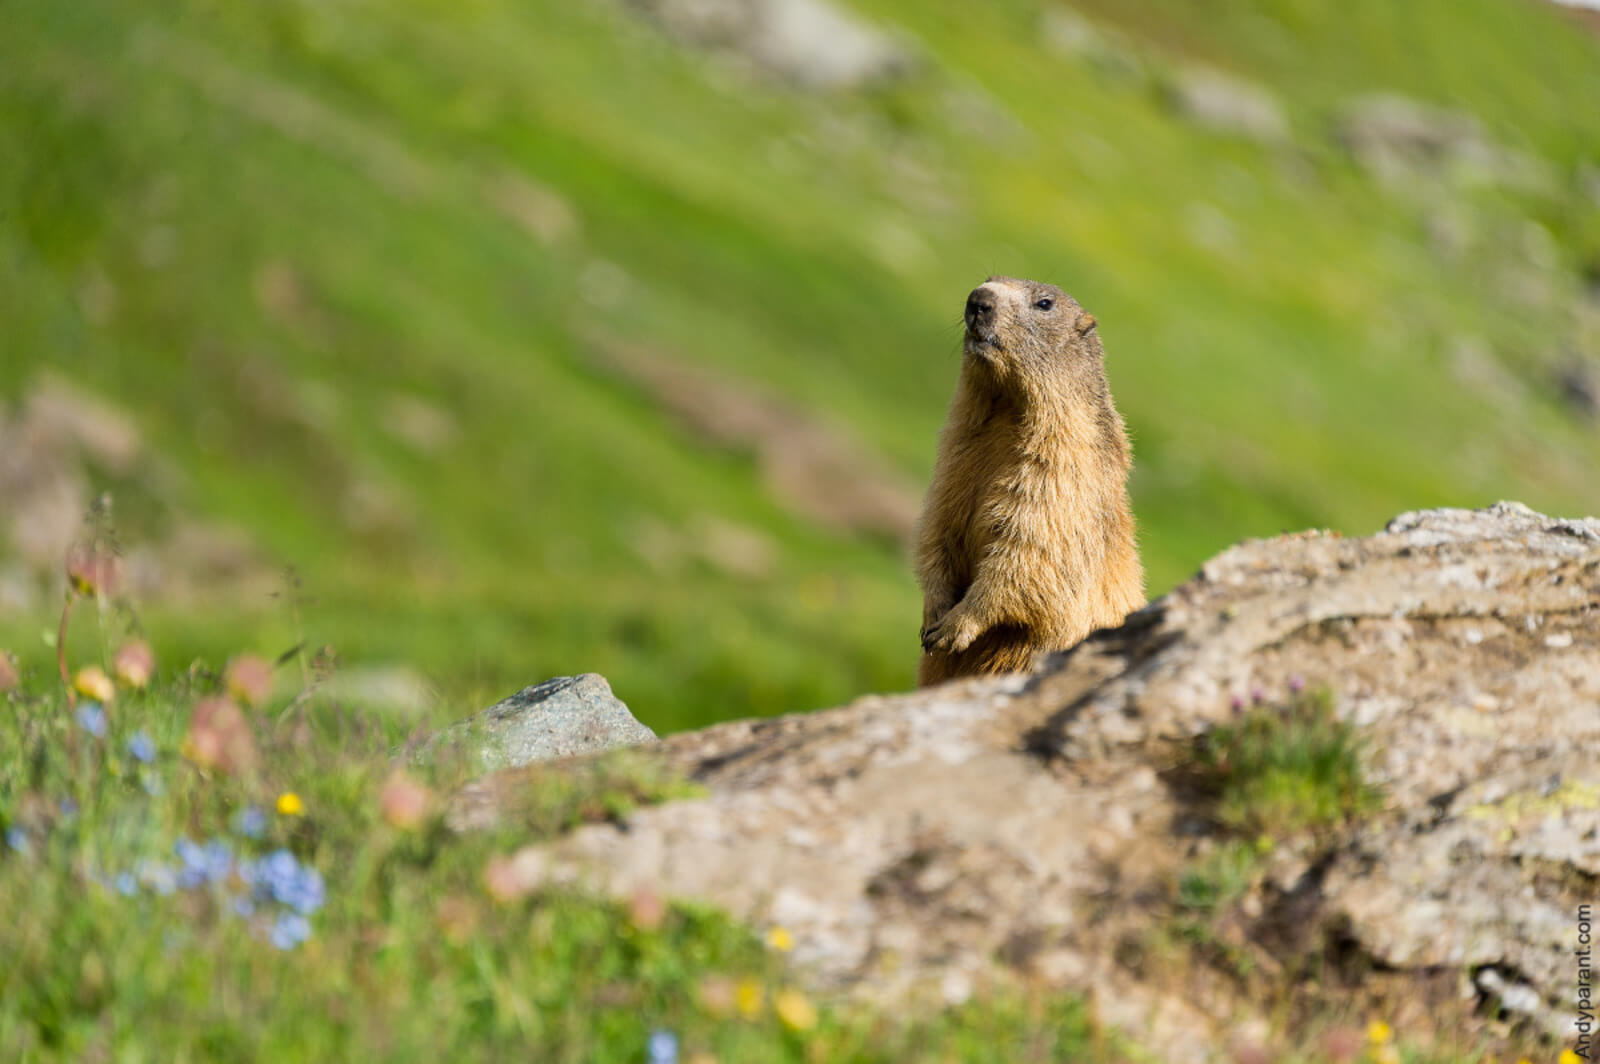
{"left": 915, "top": 276, "right": 1144, "bottom": 686}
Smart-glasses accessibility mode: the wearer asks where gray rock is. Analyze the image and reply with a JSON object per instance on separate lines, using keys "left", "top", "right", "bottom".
{"left": 455, "top": 503, "right": 1600, "bottom": 1060}
{"left": 1338, "top": 93, "right": 1556, "bottom": 193}
{"left": 1168, "top": 67, "right": 1289, "bottom": 144}
{"left": 418, "top": 674, "right": 656, "bottom": 774}
{"left": 1558, "top": 356, "right": 1600, "bottom": 420}
{"left": 626, "top": 0, "right": 912, "bottom": 89}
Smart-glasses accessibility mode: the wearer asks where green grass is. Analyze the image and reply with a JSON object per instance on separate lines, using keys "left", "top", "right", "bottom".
{"left": 1192, "top": 688, "right": 1382, "bottom": 839}
{"left": 1, "top": 0, "right": 1596, "bottom": 734}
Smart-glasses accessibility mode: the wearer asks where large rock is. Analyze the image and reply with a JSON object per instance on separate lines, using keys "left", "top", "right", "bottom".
{"left": 458, "top": 504, "right": 1600, "bottom": 1059}
{"left": 417, "top": 674, "right": 656, "bottom": 774}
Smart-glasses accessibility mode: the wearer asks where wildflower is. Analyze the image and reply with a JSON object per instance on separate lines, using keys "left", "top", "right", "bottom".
{"left": 766, "top": 926, "right": 795, "bottom": 952}
{"left": 0, "top": 653, "right": 17, "bottom": 693}
{"left": 647, "top": 1030, "right": 679, "bottom": 1064}
{"left": 234, "top": 806, "right": 267, "bottom": 839}
{"left": 185, "top": 697, "right": 257, "bottom": 774}
{"left": 628, "top": 887, "right": 665, "bottom": 932}
{"left": 231, "top": 895, "right": 256, "bottom": 918}
{"left": 734, "top": 979, "right": 763, "bottom": 1019}
{"left": 435, "top": 895, "right": 480, "bottom": 945}
{"left": 113, "top": 641, "right": 154, "bottom": 689}
{"left": 1249, "top": 686, "right": 1265, "bottom": 705}
{"left": 75, "top": 701, "right": 108, "bottom": 739}
{"left": 483, "top": 849, "right": 545, "bottom": 903}
{"left": 66, "top": 544, "right": 121, "bottom": 598}
{"left": 276, "top": 791, "right": 304, "bottom": 817}
{"left": 174, "top": 837, "right": 222, "bottom": 888}
{"left": 773, "top": 988, "right": 817, "bottom": 1032}
{"left": 697, "top": 976, "right": 736, "bottom": 1018}
{"left": 1229, "top": 694, "right": 1244, "bottom": 714}
{"left": 114, "top": 872, "right": 138, "bottom": 897}
{"left": 269, "top": 911, "right": 312, "bottom": 950}
{"left": 378, "top": 772, "right": 431, "bottom": 830}
{"left": 59, "top": 798, "right": 79, "bottom": 819}
{"left": 127, "top": 731, "right": 157, "bottom": 764}
{"left": 1365, "top": 1020, "right": 1392, "bottom": 1045}
{"left": 225, "top": 655, "right": 274, "bottom": 707}
{"left": 246, "top": 848, "right": 326, "bottom": 915}
{"left": 5, "top": 826, "right": 29, "bottom": 855}
{"left": 1562, "top": 1052, "right": 1584, "bottom": 1064}
{"left": 136, "top": 858, "right": 178, "bottom": 895}
{"left": 1288, "top": 674, "right": 1305, "bottom": 694}
{"left": 74, "top": 667, "right": 115, "bottom": 705}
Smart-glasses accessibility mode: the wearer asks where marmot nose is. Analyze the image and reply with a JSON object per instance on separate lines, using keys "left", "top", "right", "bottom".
{"left": 965, "top": 288, "right": 996, "bottom": 330}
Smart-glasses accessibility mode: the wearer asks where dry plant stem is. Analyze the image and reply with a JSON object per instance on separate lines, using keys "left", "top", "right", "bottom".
{"left": 57, "top": 590, "right": 76, "bottom": 709}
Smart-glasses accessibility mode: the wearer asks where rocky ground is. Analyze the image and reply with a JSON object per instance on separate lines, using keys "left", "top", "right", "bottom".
{"left": 445, "top": 503, "right": 1600, "bottom": 1061}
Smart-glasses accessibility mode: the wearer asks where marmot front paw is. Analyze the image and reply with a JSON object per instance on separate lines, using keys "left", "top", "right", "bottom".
{"left": 921, "top": 610, "right": 982, "bottom": 654}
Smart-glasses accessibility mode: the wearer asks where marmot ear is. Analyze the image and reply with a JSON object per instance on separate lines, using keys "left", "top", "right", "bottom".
{"left": 1075, "top": 314, "right": 1097, "bottom": 335}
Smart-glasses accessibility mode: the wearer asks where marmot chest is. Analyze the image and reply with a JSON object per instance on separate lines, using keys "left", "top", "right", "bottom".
{"left": 940, "top": 422, "right": 1032, "bottom": 585}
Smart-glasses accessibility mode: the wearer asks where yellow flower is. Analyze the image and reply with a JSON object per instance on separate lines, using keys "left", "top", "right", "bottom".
{"left": 73, "top": 665, "right": 115, "bottom": 703}
{"left": 1560, "top": 1051, "right": 1584, "bottom": 1064}
{"left": 767, "top": 926, "right": 795, "bottom": 952}
{"left": 276, "top": 791, "right": 305, "bottom": 816}
{"left": 773, "top": 988, "right": 817, "bottom": 1032}
{"left": 1365, "top": 1020, "right": 1392, "bottom": 1045}
{"left": 734, "top": 979, "right": 763, "bottom": 1019}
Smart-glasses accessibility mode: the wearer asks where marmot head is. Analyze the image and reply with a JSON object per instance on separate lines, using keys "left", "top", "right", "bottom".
{"left": 963, "top": 276, "right": 1102, "bottom": 393}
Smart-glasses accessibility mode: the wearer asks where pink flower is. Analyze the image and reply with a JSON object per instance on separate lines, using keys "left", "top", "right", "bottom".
{"left": 224, "top": 655, "right": 273, "bottom": 707}
{"left": 379, "top": 772, "right": 432, "bottom": 830}
{"left": 66, "top": 543, "right": 121, "bottom": 598}
{"left": 184, "top": 696, "right": 258, "bottom": 774}
{"left": 113, "top": 641, "right": 155, "bottom": 689}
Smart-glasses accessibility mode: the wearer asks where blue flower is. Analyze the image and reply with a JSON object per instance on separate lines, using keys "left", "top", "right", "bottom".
{"left": 76, "top": 702, "right": 107, "bottom": 739}
{"left": 248, "top": 849, "right": 326, "bottom": 915}
{"left": 173, "top": 837, "right": 236, "bottom": 888}
{"left": 231, "top": 895, "right": 255, "bottom": 918}
{"left": 127, "top": 731, "right": 157, "bottom": 764}
{"left": 175, "top": 837, "right": 208, "bottom": 888}
{"left": 136, "top": 858, "right": 178, "bottom": 895}
{"left": 4, "top": 826, "right": 28, "bottom": 855}
{"left": 234, "top": 806, "right": 267, "bottom": 840}
{"left": 203, "top": 839, "right": 233, "bottom": 883}
{"left": 269, "top": 912, "right": 312, "bottom": 950}
{"left": 114, "top": 871, "right": 138, "bottom": 897}
{"left": 59, "top": 798, "right": 79, "bottom": 819}
{"left": 648, "top": 1029, "right": 678, "bottom": 1064}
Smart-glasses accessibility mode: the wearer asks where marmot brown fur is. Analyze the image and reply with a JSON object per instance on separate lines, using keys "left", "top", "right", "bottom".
{"left": 915, "top": 276, "right": 1144, "bottom": 686}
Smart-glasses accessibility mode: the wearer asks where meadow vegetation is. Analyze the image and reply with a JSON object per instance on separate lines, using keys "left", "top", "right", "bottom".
{"left": 3, "top": 0, "right": 1598, "bottom": 731}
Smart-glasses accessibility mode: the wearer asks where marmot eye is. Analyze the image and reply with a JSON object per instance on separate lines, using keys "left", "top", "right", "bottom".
{"left": 1034, "top": 298, "right": 1054, "bottom": 311}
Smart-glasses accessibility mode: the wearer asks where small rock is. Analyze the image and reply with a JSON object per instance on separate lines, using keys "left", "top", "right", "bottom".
{"left": 1557, "top": 356, "right": 1600, "bottom": 420}
{"left": 1168, "top": 68, "right": 1289, "bottom": 143}
{"left": 628, "top": 0, "right": 911, "bottom": 89}
{"left": 413, "top": 674, "right": 656, "bottom": 774}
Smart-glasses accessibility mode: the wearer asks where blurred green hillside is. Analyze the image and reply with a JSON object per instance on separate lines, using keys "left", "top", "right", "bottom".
{"left": 3, "top": 0, "right": 1597, "bottom": 732}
